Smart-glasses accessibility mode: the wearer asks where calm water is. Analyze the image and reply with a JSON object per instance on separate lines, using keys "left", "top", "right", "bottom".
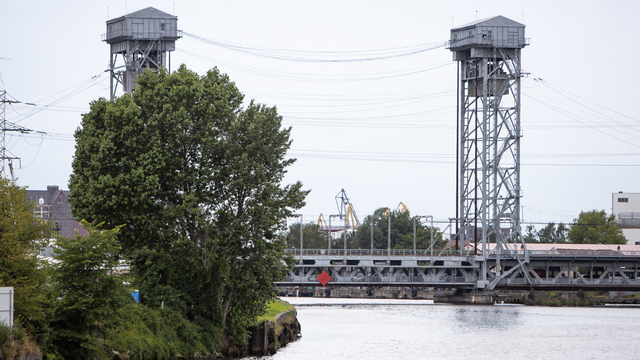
{"left": 259, "top": 297, "right": 640, "bottom": 360}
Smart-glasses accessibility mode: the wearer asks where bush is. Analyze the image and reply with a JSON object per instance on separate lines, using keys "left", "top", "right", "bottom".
{"left": 106, "top": 303, "right": 217, "bottom": 360}
{"left": 0, "top": 323, "right": 40, "bottom": 360}
{"left": 0, "top": 322, "right": 9, "bottom": 346}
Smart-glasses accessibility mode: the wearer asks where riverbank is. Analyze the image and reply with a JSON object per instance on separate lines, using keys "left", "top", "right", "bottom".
{"left": 278, "top": 286, "right": 634, "bottom": 306}
{"left": 221, "top": 300, "right": 301, "bottom": 357}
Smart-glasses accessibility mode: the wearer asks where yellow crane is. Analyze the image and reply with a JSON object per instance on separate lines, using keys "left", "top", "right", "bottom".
{"left": 335, "top": 189, "right": 360, "bottom": 230}
{"left": 346, "top": 203, "right": 360, "bottom": 230}
{"left": 317, "top": 213, "right": 328, "bottom": 230}
{"left": 395, "top": 202, "right": 409, "bottom": 216}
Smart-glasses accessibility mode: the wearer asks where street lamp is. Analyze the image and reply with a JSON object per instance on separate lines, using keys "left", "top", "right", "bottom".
{"left": 413, "top": 215, "right": 434, "bottom": 256}
{"left": 287, "top": 214, "right": 302, "bottom": 251}
{"left": 295, "top": 214, "right": 303, "bottom": 256}
{"left": 328, "top": 214, "right": 339, "bottom": 252}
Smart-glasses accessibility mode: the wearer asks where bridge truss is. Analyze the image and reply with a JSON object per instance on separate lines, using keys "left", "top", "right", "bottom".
{"left": 278, "top": 249, "right": 640, "bottom": 291}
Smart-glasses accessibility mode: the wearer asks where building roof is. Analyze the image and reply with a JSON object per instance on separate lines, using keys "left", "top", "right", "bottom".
{"left": 26, "top": 185, "right": 67, "bottom": 205}
{"left": 452, "top": 15, "right": 525, "bottom": 31}
{"left": 479, "top": 242, "right": 639, "bottom": 255}
{"left": 107, "top": 6, "right": 176, "bottom": 24}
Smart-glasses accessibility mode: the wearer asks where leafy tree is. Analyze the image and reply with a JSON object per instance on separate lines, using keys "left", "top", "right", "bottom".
{"left": 523, "top": 225, "right": 537, "bottom": 243}
{"left": 396, "top": 227, "right": 446, "bottom": 251}
{"left": 0, "top": 177, "right": 52, "bottom": 342}
{"left": 522, "top": 223, "right": 568, "bottom": 243}
{"left": 48, "top": 222, "right": 132, "bottom": 359}
{"left": 69, "top": 66, "right": 306, "bottom": 347}
{"left": 286, "top": 222, "right": 329, "bottom": 249}
{"left": 537, "top": 222, "right": 568, "bottom": 243}
{"left": 349, "top": 208, "right": 444, "bottom": 250}
{"left": 568, "top": 210, "right": 626, "bottom": 244}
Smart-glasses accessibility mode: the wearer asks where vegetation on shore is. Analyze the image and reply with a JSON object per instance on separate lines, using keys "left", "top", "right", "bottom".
{"left": 256, "top": 300, "right": 295, "bottom": 325}
{"left": 0, "top": 65, "right": 306, "bottom": 359}
{"left": 499, "top": 290, "right": 608, "bottom": 307}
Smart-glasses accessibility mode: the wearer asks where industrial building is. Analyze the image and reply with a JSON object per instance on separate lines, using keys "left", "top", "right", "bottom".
{"left": 612, "top": 192, "right": 640, "bottom": 245}
{"left": 26, "top": 185, "right": 87, "bottom": 239}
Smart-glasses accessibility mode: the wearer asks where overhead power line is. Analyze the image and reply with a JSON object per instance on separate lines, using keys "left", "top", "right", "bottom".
{"left": 180, "top": 48, "right": 453, "bottom": 82}
{"left": 286, "top": 149, "right": 640, "bottom": 166}
{"left": 182, "top": 32, "right": 447, "bottom": 62}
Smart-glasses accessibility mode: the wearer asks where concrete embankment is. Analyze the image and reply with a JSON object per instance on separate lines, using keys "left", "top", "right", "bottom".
{"left": 433, "top": 292, "right": 494, "bottom": 304}
{"left": 280, "top": 286, "right": 494, "bottom": 304}
{"left": 222, "top": 307, "right": 301, "bottom": 357}
{"left": 279, "top": 286, "right": 451, "bottom": 300}
{"left": 279, "top": 286, "right": 640, "bottom": 306}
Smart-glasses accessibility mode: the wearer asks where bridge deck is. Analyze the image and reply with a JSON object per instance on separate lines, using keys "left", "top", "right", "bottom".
{"left": 278, "top": 249, "right": 640, "bottom": 290}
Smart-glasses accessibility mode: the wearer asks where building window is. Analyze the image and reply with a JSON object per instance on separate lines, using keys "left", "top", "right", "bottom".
{"left": 618, "top": 198, "right": 629, "bottom": 203}
{"left": 636, "top": 241, "right": 640, "bottom": 245}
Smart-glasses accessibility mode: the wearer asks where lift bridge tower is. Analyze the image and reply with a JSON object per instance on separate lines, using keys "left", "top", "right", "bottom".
{"left": 103, "top": 7, "right": 181, "bottom": 100}
{"left": 448, "top": 16, "right": 529, "bottom": 282}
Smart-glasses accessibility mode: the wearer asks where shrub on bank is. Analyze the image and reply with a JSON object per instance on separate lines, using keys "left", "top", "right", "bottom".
{"left": 0, "top": 322, "right": 41, "bottom": 360}
{"left": 106, "top": 304, "right": 216, "bottom": 360}
{"left": 523, "top": 290, "right": 602, "bottom": 307}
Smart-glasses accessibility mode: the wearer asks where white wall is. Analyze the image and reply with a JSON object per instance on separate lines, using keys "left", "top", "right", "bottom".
{"left": 622, "top": 229, "right": 640, "bottom": 246}
{"left": 612, "top": 192, "right": 640, "bottom": 214}
{"left": 0, "top": 287, "right": 14, "bottom": 328}
{"left": 612, "top": 193, "right": 640, "bottom": 245}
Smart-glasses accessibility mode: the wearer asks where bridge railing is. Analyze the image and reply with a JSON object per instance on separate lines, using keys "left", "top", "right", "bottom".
{"left": 288, "top": 248, "right": 640, "bottom": 257}
{"left": 527, "top": 250, "right": 640, "bottom": 257}
{"left": 285, "top": 249, "right": 469, "bottom": 257}
{"left": 505, "top": 277, "right": 634, "bottom": 286}
{"left": 280, "top": 274, "right": 475, "bottom": 284}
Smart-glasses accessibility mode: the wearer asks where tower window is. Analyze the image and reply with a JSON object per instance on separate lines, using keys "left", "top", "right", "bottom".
{"left": 618, "top": 198, "right": 629, "bottom": 203}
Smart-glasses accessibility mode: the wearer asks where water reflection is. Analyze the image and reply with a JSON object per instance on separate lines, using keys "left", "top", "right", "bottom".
{"left": 453, "top": 306, "right": 521, "bottom": 331}
{"left": 267, "top": 298, "right": 640, "bottom": 360}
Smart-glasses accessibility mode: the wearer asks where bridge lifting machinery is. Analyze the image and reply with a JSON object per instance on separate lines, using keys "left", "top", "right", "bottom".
{"left": 449, "top": 16, "right": 529, "bottom": 289}
{"left": 277, "top": 19, "right": 640, "bottom": 294}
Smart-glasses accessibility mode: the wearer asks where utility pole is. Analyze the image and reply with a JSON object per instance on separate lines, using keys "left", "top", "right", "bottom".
{"left": 0, "top": 87, "right": 30, "bottom": 176}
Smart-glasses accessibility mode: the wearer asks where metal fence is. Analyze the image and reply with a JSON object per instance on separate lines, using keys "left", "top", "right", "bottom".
{"left": 286, "top": 249, "right": 469, "bottom": 257}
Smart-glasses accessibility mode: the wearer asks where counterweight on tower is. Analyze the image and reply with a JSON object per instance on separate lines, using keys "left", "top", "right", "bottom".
{"left": 103, "top": 7, "right": 181, "bottom": 100}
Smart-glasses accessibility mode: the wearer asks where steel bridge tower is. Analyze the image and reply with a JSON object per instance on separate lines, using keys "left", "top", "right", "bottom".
{"left": 449, "top": 16, "right": 529, "bottom": 283}
{"left": 103, "top": 7, "right": 181, "bottom": 100}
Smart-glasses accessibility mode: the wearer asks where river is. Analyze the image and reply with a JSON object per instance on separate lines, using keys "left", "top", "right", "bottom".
{"left": 259, "top": 297, "right": 640, "bottom": 360}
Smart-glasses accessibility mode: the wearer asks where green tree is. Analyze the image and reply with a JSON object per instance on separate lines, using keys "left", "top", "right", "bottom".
{"left": 349, "top": 208, "right": 444, "bottom": 250}
{"left": 0, "top": 177, "right": 52, "bottom": 343}
{"left": 286, "top": 222, "right": 329, "bottom": 249}
{"left": 48, "top": 222, "right": 132, "bottom": 359}
{"left": 396, "top": 226, "right": 446, "bottom": 251}
{"left": 69, "top": 66, "right": 306, "bottom": 346}
{"left": 537, "top": 222, "right": 568, "bottom": 243}
{"left": 523, "top": 225, "right": 537, "bottom": 243}
{"left": 568, "top": 210, "right": 626, "bottom": 244}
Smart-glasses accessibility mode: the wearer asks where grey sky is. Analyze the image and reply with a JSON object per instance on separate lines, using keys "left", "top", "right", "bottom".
{"left": 1, "top": 1, "right": 638, "bottom": 229}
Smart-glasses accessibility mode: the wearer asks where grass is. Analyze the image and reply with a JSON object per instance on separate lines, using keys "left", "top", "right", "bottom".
{"left": 255, "top": 299, "right": 294, "bottom": 324}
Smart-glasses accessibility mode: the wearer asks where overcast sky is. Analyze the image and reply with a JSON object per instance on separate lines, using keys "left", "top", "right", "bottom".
{"left": 2, "top": 1, "right": 639, "bottom": 229}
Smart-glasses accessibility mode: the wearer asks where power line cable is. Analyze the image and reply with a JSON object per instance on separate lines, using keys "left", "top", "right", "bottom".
{"left": 524, "top": 94, "right": 640, "bottom": 149}
{"left": 538, "top": 79, "right": 640, "bottom": 131}
{"left": 11, "top": 74, "right": 106, "bottom": 123}
{"left": 182, "top": 32, "right": 448, "bottom": 62}
{"left": 179, "top": 48, "right": 453, "bottom": 82}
